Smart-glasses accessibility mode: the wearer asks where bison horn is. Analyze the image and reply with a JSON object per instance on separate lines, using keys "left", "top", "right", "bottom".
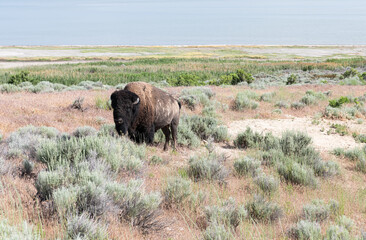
{"left": 133, "top": 97, "right": 140, "bottom": 105}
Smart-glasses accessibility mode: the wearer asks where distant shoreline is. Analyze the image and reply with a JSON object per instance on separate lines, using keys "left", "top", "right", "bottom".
{"left": 0, "top": 45, "right": 365, "bottom": 69}
{"left": 2, "top": 44, "right": 366, "bottom": 47}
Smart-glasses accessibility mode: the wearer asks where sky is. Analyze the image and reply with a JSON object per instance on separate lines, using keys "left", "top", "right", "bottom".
{"left": 0, "top": 0, "right": 365, "bottom": 45}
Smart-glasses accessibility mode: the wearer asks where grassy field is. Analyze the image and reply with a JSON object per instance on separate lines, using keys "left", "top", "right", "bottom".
{"left": 0, "top": 46, "right": 366, "bottom": 240}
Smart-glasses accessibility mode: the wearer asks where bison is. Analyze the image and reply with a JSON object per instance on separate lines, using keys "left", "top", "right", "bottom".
{"left": 110, "top": 82, "right": 181, "bottom": 150}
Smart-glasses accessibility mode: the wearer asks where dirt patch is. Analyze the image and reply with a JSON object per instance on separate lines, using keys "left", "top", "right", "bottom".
{"left": 227, "top": 117, "right": 366, "bottom": 151}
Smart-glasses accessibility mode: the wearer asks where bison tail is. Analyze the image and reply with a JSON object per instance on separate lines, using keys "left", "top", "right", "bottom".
{"left": 178, "top": 100, "right": 182, "bottom": 109}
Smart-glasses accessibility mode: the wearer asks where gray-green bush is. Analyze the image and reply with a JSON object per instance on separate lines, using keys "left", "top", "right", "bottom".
{"left": 157, "top": 114, "right": 228, "bottom": 148}
{"left": 0, "top": 219, "right": 41, "bottom": 240}
{"left": 179, "top": 87, "right": 214, "bottom": 110}
{"left": 66, "top": 213, "right": 108, "bottom": 240}
{"left": 245, "top": 195, "right": 282, "bottom": 222}
{"left": 164, "top": 177, "right": 192, "bottom": 206}
{"left": 73, "top": 126, "right": 98, "bottom": 138}
{"left": 325, "top": 225, "right": 350, "bottom": 240}
{"left": 205, "top": 198, "right": 247, "bottom": 229}
{"left": 302, "top": 199, "right": 339, "bottom": 222}
{"left": 234, "top": 128, "right": 338, "bottom": 187}
{"left": 275, "top": 100, "right": 290, "bottom": 109}
{"left": 6, "top": 125, "right": 60, "bottom": 159}
{"left": 288, "top": 220, "right": 321, "bottom": 240}
{"left": 187, "top": 152, "right": 228, "bottom": 183}
{"left": 203, "top": 222, "right": 234, "bottom": 240}
{"left": 233, "top": 91, "right": 259, "bottom": 110}
{"left": 336, "top": 215, "right": 354, "bottom": 232}
{"left": 254, "top": 174, "right": 279, "bottom": 195}
{"left": 233, "top": 157, "right": 261, "bottom": 177}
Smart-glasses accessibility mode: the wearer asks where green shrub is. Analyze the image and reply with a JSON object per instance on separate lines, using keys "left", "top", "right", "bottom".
{"left": 0, "top": 83, "right": 21, "bottom": 93}
{"left": 202, "top": 105, "right": 217, "bottom": 117}
{"left": 78, "top": 81, "right": 104, "bottom": 90}
{"left": 0, "top": 157, "right": 12, "bottom": 175}
{"left": 313, "top": 160, "right": 340, "bottom": 177}
{"left": 0, "top": 219, "right": 41, "bottom": 240}
{"left": 203, "top": 222, "right": 234, "bottom": 240}
{"left": 273, "top": 108, "right": 282, "bottom": 114}
{"left": 177, "top": 115, "right": 228, "bottom": 146}
{"left": 8, "top": 71, "right": 32, "bottom": 85}
{"left": 258, "top": 149, "right": 285, "bottom": 166}
{"left": 354, "top": 133, "right": 366, "bottom": 143}
{"left": 280, "top": 131, "right": 312, "bottom": 156}
{"left": 176, "top": 119, "right": 201, "bottom": 148}
{"left": 205, "top": 198, "right": 247, "bottom": 228}
{"left": 291, "top": 101, "right": 305, "bottom": 110}
{"left": 342, "top": 68, "right": 359, "bottom": 78}
{"left": 98, "top": 124, "right": 118, "bottom": 137}
{"left": 260, "top": 92, "right": 276, "bottom": 102}
{"left": 302, "top": 199, "right": 339, "bottom": 222}
{"left": 105, "top": 180, "right": 163, "bottom": 232}
{"left": 95, "top": 96, "right": 112, "bottom": 110}
{"left": 36, "top": 168, "right": 68, "bottom": 200}
{"left": 275, "top": 100, "right": 290, "bottom": 109}
{"left": 329, "top": 124, "right": 349, "bottom": 136}
{"left": 288, "top": 220, "right": 321, "bottom": 240}
{"left": 168, "top": 73, "right": 203, "bottom": 86}
{"left": 234, "top": 127, "right": 279, "bottom": 150}
{"left": 325, "top": 225, "right": 350, "bottom": 240}
{"left": 360, "top": 231, "right": 366, "bottom": 240}
{"left": 215, "top": 69, "right": 254, "bottom": 86}
{"left": 301, "top": 94, "right": 318, "bottom": 106}
{"left": 6, "top": 125, "right": 60, "bottom": 159}
{"left": 233, "top": 157, "right": 261, "bottom": 177}
{"left": 245, "top": 195, "right": 283, "bottom": 222}
{"left": 324, "top": 106, "right": 345, "bottom": 119}
{"left": 234, "top": 128, "right": 336, "bottom": 186}
{"left": 233, "top": 69, "right": 255, "bottom": 84}
{"left": 22, "top": 159, "right": 34, "bottom": 176}
{"left": 53, "top": 186, "right": 79, "bottom": 216}
{"left": 336, "top": 215, "right": 354, "bottom": 232}
{"left": 36, "top": 135, "right": 145, "bottom": 172}
{"left": 278, "top": 161, "right": 317, "bottom": 188}
{"left": 356, "top": 158, "right": 366, "bottom": 173}
{"left": 329, "top": 96, "right": 350, "bottom": 108}
{"left": 66, "top": 213, "right": 108, "bottom": 240}
{"left": 233, "top": 91, "right": 259, "bottom": 110}
{"left": 187, "top": 152, "right": 228, "bottom": 183}
{"left": 305, "top": 90, "right": 327, "bottom": 100}
{"left": 164, "top": 177, "right": 192, "bottom": 206}
{"left": 73, "top": 126, "right": 97, "bottom": 138}
{"left": 287, "top": 74, "right": 298, "bottom": 85}
{"left": 179, "top": 87, "right": 213, "bottom": 110}
{"left": 333, "top": 147, "right": 366, "bottom": 173}
{"left": 149, "top": 155, "right": 164, "bottom": 165}
{"left": 254, "top": 174, "right": 279, "bottom": 195}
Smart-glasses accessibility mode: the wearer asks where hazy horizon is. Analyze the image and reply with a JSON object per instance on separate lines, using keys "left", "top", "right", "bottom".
{"left": 1, "top": 0, "right": 366, "bottom": 45}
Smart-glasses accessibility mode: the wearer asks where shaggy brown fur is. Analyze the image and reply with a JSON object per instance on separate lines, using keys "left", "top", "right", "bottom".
{"left": 111, "top": 82, "right": 181, "bottom": 150}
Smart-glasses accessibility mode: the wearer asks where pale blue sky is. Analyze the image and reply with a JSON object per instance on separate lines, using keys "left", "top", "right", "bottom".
{"left": 1, "top": 0, "right": 365, "bottom": 45}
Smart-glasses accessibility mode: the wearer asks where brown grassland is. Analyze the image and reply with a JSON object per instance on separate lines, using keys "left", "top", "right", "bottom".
{"left": 1, "top": 84, "right": 366, "bottom": 239}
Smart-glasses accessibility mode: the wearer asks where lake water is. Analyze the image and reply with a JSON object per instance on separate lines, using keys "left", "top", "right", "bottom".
{"left": 1, "top": 0, "right": 366, "bottom": 45}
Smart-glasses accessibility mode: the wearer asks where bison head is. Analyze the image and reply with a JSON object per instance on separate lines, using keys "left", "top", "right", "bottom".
{"left": 110, "top": 90, "right": 140, "bottom": 136}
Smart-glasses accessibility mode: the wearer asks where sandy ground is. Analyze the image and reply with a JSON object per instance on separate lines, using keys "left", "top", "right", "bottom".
{"left": 245, "top": 45, "right": 366, "bottom": 57}
{"left": 228, "top": 117, "right": 366, "bottom": 152}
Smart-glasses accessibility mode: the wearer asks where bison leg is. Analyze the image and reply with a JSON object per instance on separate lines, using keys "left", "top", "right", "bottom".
{"left": 161, "top": 126, "right": 171, "bottom": 151}
{"left": 171, "top": 118, "right": 179, "bottom": 150}
{"left": 145, "top": 125, "right": 155, "bottom": 144}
